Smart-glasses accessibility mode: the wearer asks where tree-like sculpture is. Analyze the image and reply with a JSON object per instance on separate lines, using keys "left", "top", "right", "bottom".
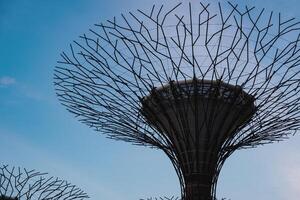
{"left": 0, "top": 195, "right": 17, "bottom": 200}
{"left": 0, "top": 165, "right": 89, "bottom": 200}
{"left": 54, "top": 2, "right": 300, "bottom": 200}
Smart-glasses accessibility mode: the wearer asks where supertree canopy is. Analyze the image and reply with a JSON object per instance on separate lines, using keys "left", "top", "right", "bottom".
{"left": 0, "top": 165, "right": 89, "bottom": 200}
{"left": 54, "top": 1, "right": 300, "bottom": 200}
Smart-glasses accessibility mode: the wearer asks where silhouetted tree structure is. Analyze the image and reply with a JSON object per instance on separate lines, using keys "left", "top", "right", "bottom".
{"left": 0, "top": 195, "right": 18, "bottom": 200}
{"left": 0, "top": 165, "right": 89, "bottom": 200}
{"left": 54, "top": 1, "right": 300, "bottom": 200}
{"left": 140, "top": 197, "right": 229, "bottom": 200}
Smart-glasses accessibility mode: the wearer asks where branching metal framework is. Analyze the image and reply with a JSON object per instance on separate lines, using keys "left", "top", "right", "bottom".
{"left": 0, "top": 165, "right": 89, "bottom": 200}
{"left": 140, "top": 197, "right": 228, "bottom": 200}
{"left": 54, "top": 1, "right": 300, "bottom": 200}
{"left": 141, "top": 197, "right": 180, "bottom": 200}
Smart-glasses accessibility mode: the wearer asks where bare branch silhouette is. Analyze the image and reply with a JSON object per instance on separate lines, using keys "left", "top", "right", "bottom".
{"left": 54, "top": 2, "right": 300, "bottom": 200}
{"left": 0, "top": 165, "right": 89, "bottom": 200}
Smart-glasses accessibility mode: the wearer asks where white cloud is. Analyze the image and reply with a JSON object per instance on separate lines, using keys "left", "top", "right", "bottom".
{"left": 0, "top": 76, "right": 16, "bottom": 86}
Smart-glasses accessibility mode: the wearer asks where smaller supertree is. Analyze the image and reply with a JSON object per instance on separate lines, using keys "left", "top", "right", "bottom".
{"left": 140, "top": 197, "right": 229, "bottom": 200}
{"left": 0, "top": 165, "right": 89, "bottom": 200}
{"left": 0, "top": 195, "right": 17, "bottom": 200}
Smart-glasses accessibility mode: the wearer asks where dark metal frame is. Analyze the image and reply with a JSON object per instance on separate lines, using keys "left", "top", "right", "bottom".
{"left": 0, "top": 165, "right": 89, "bottom": 200}
{"left": 54, "top": 2, "right": 300, "bottom": 199}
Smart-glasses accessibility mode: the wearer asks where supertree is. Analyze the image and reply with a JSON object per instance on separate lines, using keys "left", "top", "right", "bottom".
{"left": 0, "top": 165, "right": 89, "bottom": 200}
{"left": 54, "top": 1, "right": 300, "bottom": 200}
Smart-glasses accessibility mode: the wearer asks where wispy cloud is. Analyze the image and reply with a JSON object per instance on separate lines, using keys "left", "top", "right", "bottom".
{"left": 19, "top": 84, "right": 43, "bottom": 101}
{"left": 0, "top": 76, "right": 16, "bottom": 87}
{"left": 0, "top": 76, "right": 44, "bottom": 102}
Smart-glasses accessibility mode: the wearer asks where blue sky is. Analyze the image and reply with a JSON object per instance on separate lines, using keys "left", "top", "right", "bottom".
{"left": 1, "top": 0, "right": 300, "bottom": 199}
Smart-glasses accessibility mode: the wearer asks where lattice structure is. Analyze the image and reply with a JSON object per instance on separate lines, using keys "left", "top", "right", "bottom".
{"left": 0, "top": 165, "right": 89, "bottom": 200}
{"left": 141, "top": 197, "right": 180, "bottom": 200}
{"left": 0, "top": 195, "right": 18, "bottom": 200}
{"left": 140, "top": 197, "right": 228, "bottom": 200}
{"left": 54, "top": 2, "right": 300, "bottom": 200}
